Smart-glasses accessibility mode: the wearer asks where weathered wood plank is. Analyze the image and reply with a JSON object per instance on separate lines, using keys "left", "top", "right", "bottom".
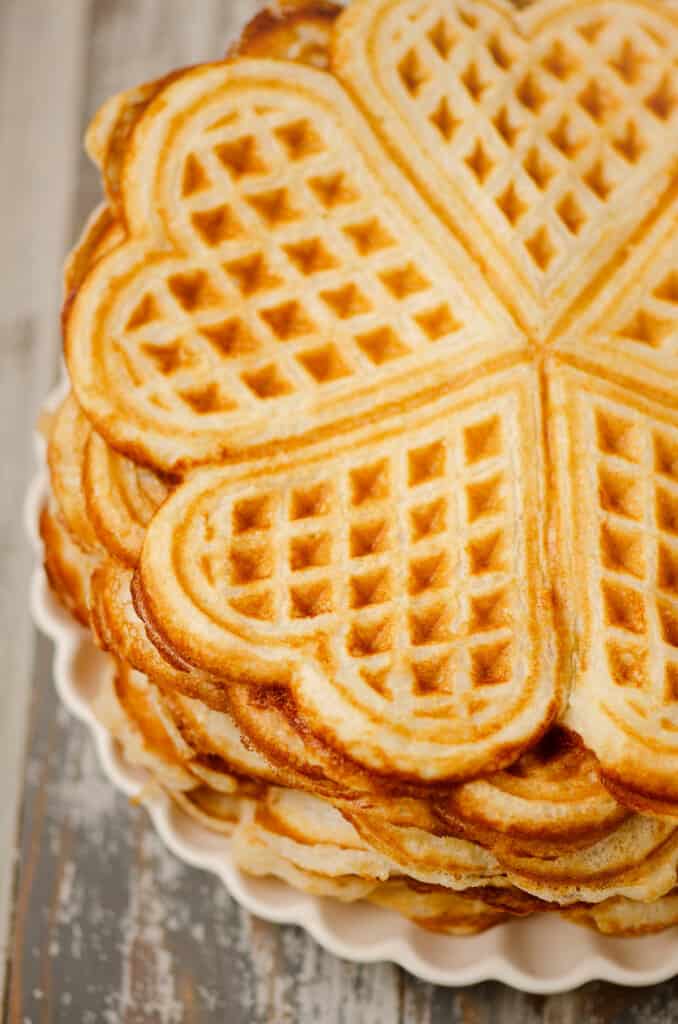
{"left": 5, "top": 0, "right": 678, "bottom": 1020}
{"left": 0, "top": 0, "right": 90, "bottom": 1008}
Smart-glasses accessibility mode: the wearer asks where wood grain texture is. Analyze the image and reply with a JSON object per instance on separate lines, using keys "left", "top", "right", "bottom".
{"left": 0, "top": 0, "right": 90, "bottom": 1006}
{"left": 3, "top": 1, "right": 678, "bottom": 1020}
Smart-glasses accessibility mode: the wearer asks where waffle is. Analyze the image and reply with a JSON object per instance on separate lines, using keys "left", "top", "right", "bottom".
{"left": 346, "top": 794, "right": 678, "bottom": 905}
{"left": 366, "top": 879, "right": 511, "bottom": 935}
{"left": 114, "top": 663, "right": 270, "bottom": 792}
{"left": 63, "top": 204, "right": 125, "bottom": 298}
{"left": 230, "top": 1, "right": 340, "bottom": 67}
{"left": 91, "top": 561, "right": 235, "bottom": 711}
{"left": 83, "top": 430, "right": 170, "bottom": 567}
{"left": 233, "top": 787, "right": 393, "bottom": 887}
{"left": 433, "top": 727, "right": 630, "bottom": 858}
{"left": 85, "top": 1, "right": 339, "bottom": 222}
{"left": 47, "top": 396, "right": 102, "bottom": 555}
{"left": 41, "top": 499, "right": 678, "bottom": 921}
{"left": 562, "top": 889, "right": 678, "bottom": 937}
{"left": 553, "top": 365, "right": 678, "bottom": 816}
{"left": 93, "top": 662, "right": 207, "bottom": 794}
{"left": 94, "top": 559, "right": 463, "bottom": 799}
{"left": 225, "top": 679, "right": 407, "bottom": 798}
{"left": 93, "top": 667, "right": 265, "bottom": 839}
{"left": 47, "top": 380, "right": 170, "bottom": 570}
{"left": 136, "top": 364, "right": 558, "bottom": 783}
{"left": 37, "top": 0, "right": 678, "bottom": 940}
{"left": 344, "top": 803, "right": 507, "bottom": 891}
{"left": 40, "top": 501, "right": 98, "bottom": 628}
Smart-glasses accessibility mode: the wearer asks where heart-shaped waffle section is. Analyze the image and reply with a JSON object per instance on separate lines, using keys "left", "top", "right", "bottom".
{"left": 336, "top": 0, "right": 678, "bottom": 339}
{"left": 67, "top": 60, "right": 516, "bottom": 471}
{"left": 136, "top": 365, "right": 558, "bottom": 783}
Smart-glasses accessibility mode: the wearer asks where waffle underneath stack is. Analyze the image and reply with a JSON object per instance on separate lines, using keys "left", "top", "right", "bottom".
{"left": 40, "top": 0, "right": 678, "bottom": 937}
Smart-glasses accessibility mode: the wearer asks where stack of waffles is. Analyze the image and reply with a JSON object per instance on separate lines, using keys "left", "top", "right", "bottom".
{"left": 40, "top": 0, "right": 678, "bottom": 937}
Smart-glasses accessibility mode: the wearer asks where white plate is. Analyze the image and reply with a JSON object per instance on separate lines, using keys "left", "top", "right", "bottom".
{"left": 26, "top": 381, "right": 678, "bottom": 993}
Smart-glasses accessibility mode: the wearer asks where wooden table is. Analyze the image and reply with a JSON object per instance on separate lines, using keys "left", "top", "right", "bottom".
{"left": 2, "top": 2, "right": 678, "bottom": 1020}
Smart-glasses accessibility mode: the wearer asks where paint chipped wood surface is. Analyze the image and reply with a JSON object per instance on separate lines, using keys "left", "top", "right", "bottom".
{"left": 2, "top": 1, "right": 678, "bottom": 1020}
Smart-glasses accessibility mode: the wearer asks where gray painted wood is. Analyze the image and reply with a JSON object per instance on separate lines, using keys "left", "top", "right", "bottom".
{"left": 0, "top": 0, "right": 90, "bottom": 1005}
{"left": 3, "top": 1, "right": 678, "bottom": 1020}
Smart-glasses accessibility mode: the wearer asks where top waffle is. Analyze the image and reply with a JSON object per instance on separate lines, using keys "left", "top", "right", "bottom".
{"left": 63, "top": 0, "right": 678, "bottom": 801}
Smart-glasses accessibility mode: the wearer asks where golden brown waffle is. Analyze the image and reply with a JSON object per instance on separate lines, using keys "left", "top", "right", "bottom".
{"left": 52, "top": 4, "right": 347, "bottom": 574}
{"left": 83, "top": 431, "right": 170, "bottom": 567}
{"left": 38, "top": 0, "right": 678, "bottom": 939}
{"left": 232, "top": 787, "right": 393, "bottom": 890}
{"left": 225, "top": 680, "right": 412, "bottom": 798}
{"left": 367, "top": 880, "right": 510, "bottom": 935}
{"left": 63, "top": 204, "right": 125, "bottom": 297}
{"left": 553, "top": 365, "right": 678, "bottom": 816}
{"left": 497, "top": 816, "right": 678, "bottom": 905}
{"left": 171, "top": 787, "right": 255, "bottom": 836}
{"left": 347, "top": 796, "right": 678, "bottom": 905}
{"left": 57, "top": 7, "right": 341, "bottom": 567}
{"left": 113, "top": 663, "right": 271, "bottom": 797}
{"left": 86, "top": 3, "right": 339, "bottom": 219}
{"left": 230, "top": 1, "right": 340, "bottom": 66}
{"left": 40, "top": 502, "right": 99, "bottom": 627}
{"left": 433, "top": 728, "right": 630, "bottom": 858}
{"left": 345, "top": 802, "right": 507, "bottom": 891}
{"left": 47, "top": 382, "right": 170, "bottom": 570}
{"left": 91, "top": 560, "right": 391, "bottom": 797}
{"left": 90, "top": 562, "right": 229, "bottom": 709}
{"left": 92, "top": 667, "right": 264, "bottom": 840}
{"left": 136, "top": 366, "right": 558, "bottom": 784}
{"left": 112, "top": 621, "right": 678, "bottom": 905}
{"left": 88, "top": 657, "right": 678, "bottom": 931}
{"left": 92, "top": 657, "right": 266, "bottom": 799}
{"left": 562, "top": 889, "right": 678, "bottom": 937}
{"left": 93, "top": 559, "right": 449, "bottom": 800}
{"left": 42, "top": 445, "right": 286, "bottom": 793}
{"left": 110, "top": 654, "right": 287, "bottom": 791}
{"left": 382, "top": 884, "right": 678, "bottom": 937}
{"left": 47, "top": 396, "right": 103, "bottom": 555}
{"left": 95, "top": 559, "right": 678, "bottom": 901}
{"left": 57, "top": 209, "right": 172, "bottom": 572}
{"left": 95, "top": 663, "right": 209, "bottom": 794}
{"left": 40, "top": 510, "right": 678, "bottom": 922}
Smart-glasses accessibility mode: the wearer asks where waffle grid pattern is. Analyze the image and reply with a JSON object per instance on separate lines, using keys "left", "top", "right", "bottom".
{"left": 112, "top": 96, "right": 480, "bottom": 423}
{"left": 609, "top": 253, "right": 678, "bottom": 358}
{"left": 388, "top": 2, "right": 678, "bottom": 287}
{"left": 193, "top": 395, "right": 524, "bottom": 707}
